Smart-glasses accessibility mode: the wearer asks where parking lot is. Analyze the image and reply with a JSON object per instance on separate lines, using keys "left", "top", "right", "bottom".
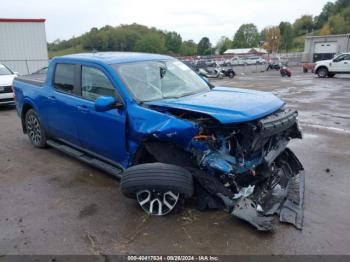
{"left": 1, "top": 67, "right": 350, "bottom": 256}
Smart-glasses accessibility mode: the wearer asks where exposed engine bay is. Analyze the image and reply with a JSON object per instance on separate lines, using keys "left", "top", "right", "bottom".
{"left": 137, "top": 107, "right": 305, "bottom": 231}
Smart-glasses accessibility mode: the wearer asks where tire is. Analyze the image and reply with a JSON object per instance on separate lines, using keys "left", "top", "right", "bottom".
{"left": 121, "top": 163, "right": 194, "bottom": 216}
{"left": 121, "top": 163, "right": 193, "bottom": 198}
{"left": 228, "top": 72, "right": 235, "bottom": 78}
{"left": 328, "top": 73, "right": 335, "bottom": 78}
{"left": 25, "top": 109, "right": 47, "bottom": 148}
{"left": 303, "top": 67, "right": 308, "bottom": 73}
{"left": 317, "top": 67, "right": 328, "bottom": 78}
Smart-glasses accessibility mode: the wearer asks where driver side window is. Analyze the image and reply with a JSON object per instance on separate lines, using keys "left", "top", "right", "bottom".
{"left": 81, "top": 66, "right": 116, "bottom": 101}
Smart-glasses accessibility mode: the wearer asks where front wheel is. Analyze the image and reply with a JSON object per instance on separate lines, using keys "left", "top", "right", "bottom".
{"left": 25, "top": 109, "right": 47, "bottom": 148}
{"left": 121, "top": 163, "right": 194, "bottom": 216}
{"left": 317, "top": 68, "right": 328, "bottom": 78}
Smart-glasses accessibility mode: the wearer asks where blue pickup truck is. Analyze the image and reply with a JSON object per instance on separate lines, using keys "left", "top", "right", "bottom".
{"left": 13, "top": 52, "right": 304, "bottom": 231}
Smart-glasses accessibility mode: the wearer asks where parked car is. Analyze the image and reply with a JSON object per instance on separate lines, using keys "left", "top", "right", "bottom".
{"left": 230, "top": 57, "right": 245, "bottom": 65}
{"left": 0, "top": 63, "right": 17, "bottom": 106}
{"left": 13, "top": 52, "right": 304, "bottom": 231}
{"left": 314, "top": 52, "right": 350, "bottom": 78}
{"left": 244, "top": 56, "right": 266, "bottom": 65}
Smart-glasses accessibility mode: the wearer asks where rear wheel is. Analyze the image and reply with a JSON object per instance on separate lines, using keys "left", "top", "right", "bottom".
{"left": 317, "top": 67, "right": 328, "bottom": 78}
{"left": 121, "top": 163, "right": 194, "bottom": 216}
{"left": 228, "top": 72, "right": 235, "bottom": 78}
{"left": 25, "top": 109, "right": 47, "bottom": 148}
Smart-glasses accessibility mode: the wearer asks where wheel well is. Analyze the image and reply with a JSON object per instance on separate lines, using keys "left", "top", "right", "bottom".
{"left": 132, "top": 141, "right": 194, "bottom": 167}
{"left": 21, "top": 104, "right": 33, "bottom": 133}
{"left": 316, "top": 66, "right": 328, "bottom": 73}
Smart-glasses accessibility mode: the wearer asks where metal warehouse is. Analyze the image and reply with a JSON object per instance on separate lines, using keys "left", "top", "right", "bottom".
{"left": 303, "top": 34, "right": 350, "bottom": 63}
{"left": 0, "top": 18, "right": 48, "bottom": 75}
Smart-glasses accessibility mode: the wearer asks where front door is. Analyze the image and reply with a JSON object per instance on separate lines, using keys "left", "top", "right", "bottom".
{"left": 75, "top": 65, "right": 127, "bottom": 165}
{"left": 330, "top": 54, "right": 350, "bottom": 72}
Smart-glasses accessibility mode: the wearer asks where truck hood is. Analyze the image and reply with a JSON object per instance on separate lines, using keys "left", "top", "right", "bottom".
{"left": 0, "top": 75, "right": 16, "bottom": 86}
{"left": 145, "top": 87, "right": 285, "bottom": 124}
{"left": 316, "top": 59, "right": 332, "bottom": 65}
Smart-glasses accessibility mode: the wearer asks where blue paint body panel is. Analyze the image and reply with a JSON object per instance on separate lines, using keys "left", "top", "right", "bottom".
{"left": 146, "top": 87, "right": 284, "bottom": 124}
{"left": 13, "top": 52, "right": 284, "bottom": 169}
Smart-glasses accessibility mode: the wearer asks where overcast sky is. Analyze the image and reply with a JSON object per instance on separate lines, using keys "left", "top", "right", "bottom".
{"left": 2, "top": 0, "right": 332, "bottom": 44}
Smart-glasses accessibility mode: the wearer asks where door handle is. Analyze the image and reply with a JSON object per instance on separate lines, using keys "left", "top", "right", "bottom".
{"left": 48, "top": 96, "right": 56, "bottom": 103}
{"left": 77, "top": 105, "right": 89, "bottom": 113}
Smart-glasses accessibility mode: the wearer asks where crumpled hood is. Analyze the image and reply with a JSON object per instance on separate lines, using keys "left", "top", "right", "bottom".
{"left": 0, "top": 75, "right": 16, "bottom": 86}
{"left": 145, "top": 87, "right": 285, "bottom": 124}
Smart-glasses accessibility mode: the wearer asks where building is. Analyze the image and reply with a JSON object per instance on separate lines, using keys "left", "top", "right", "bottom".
{"left": 0, "top": 18, "right": 48, "bottom": 75}
{"left": 223, "top": 48, "right": 267, "bottom": 56}
{"left": 303, "top": 34, "right": 350, "bottom": 63}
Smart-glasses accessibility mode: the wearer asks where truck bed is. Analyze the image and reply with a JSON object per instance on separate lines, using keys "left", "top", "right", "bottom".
{"left": 15, "top": 73, "right": 46, "bottom": 87}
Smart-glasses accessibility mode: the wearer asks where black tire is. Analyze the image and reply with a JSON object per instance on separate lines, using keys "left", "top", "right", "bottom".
{"left": 25, "top": 109, "right": 47, "bottom": 148}
{"left": 317, "top": 67, "right": 328, "bottom": 78}
{"left": 303, "top": 67, "right": 308, "bottom": 73}
{"left": 328, "top": 73, "right": 335, "bottom": 78}
{"left": 228, "top": 72, "right": 235, "bottom": 78}
{"left": 121, "top": 163, "right": 194, "bottom": 199}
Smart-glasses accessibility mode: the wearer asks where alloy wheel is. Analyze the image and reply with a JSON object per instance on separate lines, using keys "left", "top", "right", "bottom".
{"left": 136, "top": 189, "right": 179, "bottom": 216}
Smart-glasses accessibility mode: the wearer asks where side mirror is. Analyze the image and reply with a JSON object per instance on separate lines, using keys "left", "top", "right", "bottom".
{"left": 95, "top": 96, "right": 122, "bottom": 112}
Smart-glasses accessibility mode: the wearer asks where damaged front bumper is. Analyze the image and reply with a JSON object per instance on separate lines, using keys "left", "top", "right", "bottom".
{"left": 231, "top": 149, "right": 304, "bottom": 231}
{"left": 191, "top": 109, "right": 305, "bottom": 231}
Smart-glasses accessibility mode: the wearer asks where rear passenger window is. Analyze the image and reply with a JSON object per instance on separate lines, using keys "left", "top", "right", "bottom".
{"left": 81, "top": 66, "right": 115, "bottom": 101}
{"left": 54, "top": 64, "right": 75, "bottom": 93}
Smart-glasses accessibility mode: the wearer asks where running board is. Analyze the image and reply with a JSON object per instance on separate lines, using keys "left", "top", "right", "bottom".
{"left": 46, "top": 139, "right": 123, "bottom": 179}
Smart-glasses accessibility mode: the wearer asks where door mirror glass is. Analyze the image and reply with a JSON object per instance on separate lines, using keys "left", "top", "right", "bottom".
{"left": 95, "top": 96, "right": 119, "bottom": 112}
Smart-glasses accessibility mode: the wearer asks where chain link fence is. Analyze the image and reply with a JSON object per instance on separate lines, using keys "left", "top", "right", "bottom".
{"left": 0, "top": 59, "right": 48, "bottom": 75}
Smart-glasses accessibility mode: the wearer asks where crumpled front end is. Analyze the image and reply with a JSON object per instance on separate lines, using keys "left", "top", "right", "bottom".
{"left": 129, "top": 102, "right": 304, "bottom": 231}
{"left": 186, "top": 108, "right": 304, "bottom": 231}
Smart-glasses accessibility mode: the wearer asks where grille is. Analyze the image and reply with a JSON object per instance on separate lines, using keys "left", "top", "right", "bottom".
{"left": 0, "top": 86, "right": 12, "bottom": 94}
{"left": 0, "top": 98, "right": 14, "bottom": 102}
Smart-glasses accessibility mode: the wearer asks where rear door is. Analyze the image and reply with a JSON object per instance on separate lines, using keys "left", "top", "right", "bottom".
{"left": 44, "top": 63, "right": 82, "bottom": 146}
{"left": 74, "top": 64, "right": 127, "bottom": 165}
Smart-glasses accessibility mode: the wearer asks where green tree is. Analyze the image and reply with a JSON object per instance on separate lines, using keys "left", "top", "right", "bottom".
{"left": 216, "top": 36, "right": 232, "bottom": 54}
{"left": 164, "top": 32, "right": 182, "bottom": 53}
{"left": 134, "top": 33, "right": 166, "bottom": 53}
{"left": 328, "top": 14, "right": 348, "bottom": 34}
{"left": 180, "top": 40, "right": 197, "bottom": 56}
{"left": 293, "top": 15, "right": 314, "bottom": 36}
{"left": 197, "top": 37, "right": 211, "bottom": 55}
{"left": 314, "top": 2, "right": 335, "bottom": 29}
{"left": 82, "top": 27, "right": 108, "bottom": 51}
{"left": 279, "top": 22, "right": 294, "bottom": 52}
{"left": 233, "top": 23, "right": 259, "bottom": 48}
{"left": 333, "top": 0, "right": 350, "bottom": 13}
{"left": 263, "top": 26, "right": 281, "bottom": 53}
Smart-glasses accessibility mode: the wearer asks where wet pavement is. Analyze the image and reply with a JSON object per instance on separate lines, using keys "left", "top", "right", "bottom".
{"left": 1, "top": 68, "right": 350, "bottom": 255}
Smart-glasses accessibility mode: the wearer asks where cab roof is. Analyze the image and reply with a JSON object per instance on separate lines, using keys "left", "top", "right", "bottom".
{"left": 59, "top": 52, "right": 174, "bottom": 64}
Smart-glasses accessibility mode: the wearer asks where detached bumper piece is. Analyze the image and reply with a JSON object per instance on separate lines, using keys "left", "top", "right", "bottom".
{"left": 231, "top": 148, "right": 305, "bottom": 231}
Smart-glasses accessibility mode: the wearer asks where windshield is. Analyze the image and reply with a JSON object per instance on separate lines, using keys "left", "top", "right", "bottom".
{"left": 114, "top": 60, "right": 210, "bottom": 102}
{"left": 0, "top": 64, "right": 13, "bottom": 75}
